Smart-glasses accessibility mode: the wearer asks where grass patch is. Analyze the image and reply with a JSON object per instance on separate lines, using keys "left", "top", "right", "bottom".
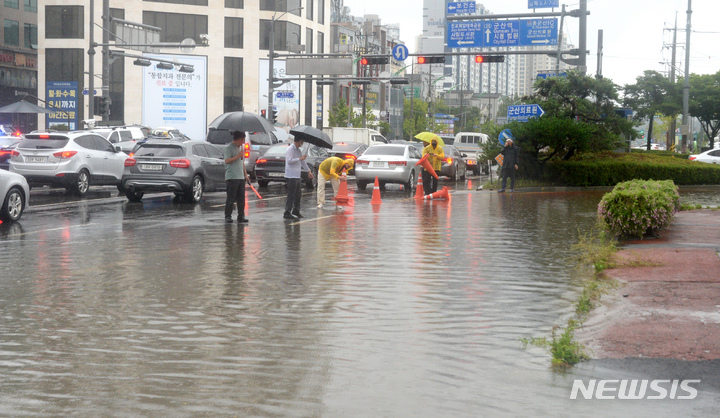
{"left": 482, "top": 177, "right": 561, "bottom": 190}
{"left": 679, "top": 203, "right": 703, "bottom": 211}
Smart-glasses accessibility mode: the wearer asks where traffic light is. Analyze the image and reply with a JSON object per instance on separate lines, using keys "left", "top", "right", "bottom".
{"left": 93, "top": 96, "right": 108, "bottom": 116}
{"left": 416, "top": 55, "right": 445, "bottom": 64}
{"left": 271, "top": 108, "right": 278, "bottom": 124}
{"left": 261, "top": 109, "right": 267, "bottom": 119}
{"left": 360, "top": 56, "right": 389, "bottom": 65}
{"left": 474, "top": 55, "right": 505, "bottom": 63}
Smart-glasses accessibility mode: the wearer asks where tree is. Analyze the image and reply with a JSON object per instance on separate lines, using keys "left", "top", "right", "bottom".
{"left": 623, "top": 70, "right": 681, "bottom": 150}
{"left": 518, "top": 70, "right": 633, "bottom": 161}
{"left": 688, "top": 71, "right": 720, "bottom": 149}
{"left": 403, "top": 97, "right": 430, "bottom": 139}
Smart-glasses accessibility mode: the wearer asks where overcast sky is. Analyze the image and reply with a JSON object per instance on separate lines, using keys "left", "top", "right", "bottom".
{"left": 342, "top": 0, "right": 720, "bottom": 87}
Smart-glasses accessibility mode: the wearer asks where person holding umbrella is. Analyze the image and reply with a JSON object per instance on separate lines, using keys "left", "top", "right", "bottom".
{"left": 224, "top": 131, "right": 251, "bottom": 223}
{"left": 284, "top": 136, "right": 312, "bottom": 220}
{"left": 421, "top": 138, "right": 444, "bottom": 195}
{"left": 498, "top": 138, "right": 520, "bottom": 193}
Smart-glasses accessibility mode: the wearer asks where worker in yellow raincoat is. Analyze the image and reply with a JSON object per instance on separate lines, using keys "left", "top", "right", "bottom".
{"left": 422, "top": 139, "right": 444, "bottom": 194}
{"left": 317, "top": 156, "right": 354, "bottom": 209}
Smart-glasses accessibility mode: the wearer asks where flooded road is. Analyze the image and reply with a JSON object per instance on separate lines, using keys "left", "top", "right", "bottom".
{"left": 0, "top": 183, "right": 718, "bottom": 416}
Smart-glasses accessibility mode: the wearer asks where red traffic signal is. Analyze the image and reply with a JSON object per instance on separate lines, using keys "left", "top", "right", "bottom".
{"left": 417, "top": 55, "right": 445, "bottom": 64}
{"left": 360, "top": 56, "right": 389, "bottom": 65}
{"left": 475, "top": 55, "right": 505, "bottom": 63}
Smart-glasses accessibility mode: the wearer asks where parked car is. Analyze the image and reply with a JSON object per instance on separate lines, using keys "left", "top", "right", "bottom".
{"left": 328, "top": 141, "right": 368, "bottom": 174}
{"left": 355, "top": 144, "right": 423, "bottom": 191}
{"left": 0, "top": 124, "right": 22, "bottom": 138}
{"left": 0, "top": 169, "right": 29, "bottom": 222}
{"left": 254, "top": 142, "right": 330, "bottom": 189}
{"left": 207, "top": 128, "right": 282, "bottom": 179}
{"left": 122, "top": 139, "right": 227, "bottom": 203}
{"left": 454, "top": 132, "right": 490, "bottom": 175}
{"left": 9, "top": 131, "right": 126, "bottom": 195}
{"left": 440, "top": 145, "right": 468, "bottom": 181}
{"left": 88, "top": 125, "right": 148, "bottom": 154}
{"left": 689, "top": 149, "right": 720, "bottom": 164}
{"left": 0, "top": 137, "right": 21, "bottom": 170}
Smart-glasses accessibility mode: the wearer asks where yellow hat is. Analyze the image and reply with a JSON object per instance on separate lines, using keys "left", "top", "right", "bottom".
{"left": 343, "top": 159, "right": 355, "bottom": 169}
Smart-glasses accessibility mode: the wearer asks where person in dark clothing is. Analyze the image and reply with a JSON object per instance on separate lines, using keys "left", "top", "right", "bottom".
{"left": 224, "top": 131, "right": 251, "bottom": 223}
{"left": 498, "top": 138, "right": 519, "bottom": 193}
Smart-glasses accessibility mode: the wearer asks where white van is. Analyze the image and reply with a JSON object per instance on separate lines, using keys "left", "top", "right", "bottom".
{"left": 454, "top": 132, "right": 490, "bottom": 174}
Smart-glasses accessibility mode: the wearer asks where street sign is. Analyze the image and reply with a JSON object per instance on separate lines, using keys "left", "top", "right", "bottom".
{"left": 499, "top": 129, "right": 514, "bottom": 145}
{"left": 536, "top": 72, "right": 567, "bottom": 79}
{"left": 448, "top": 18, "right": 558, "bottom": 48}
{"left": 276, "top": 92, "right": 295, "bottom": 99}
{"left": 529, "top": 0, "right": 559, "bottom": 8}
{"left": 82, "top": 89, "right": 98, "bottom": 95}
{"left": 447, "top": 2, "right": 476, "bottom": 15}
{"left": 507, "top": 104, "right": 545, "bottom": 122}
{"left": 392, "top": 44, "right": 409, "bottom": 62}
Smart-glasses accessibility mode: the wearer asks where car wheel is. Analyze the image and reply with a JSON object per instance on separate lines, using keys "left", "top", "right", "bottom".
{"left": 186, "top": 175, "right": 204, "bottom": 203}
{"left": 117, "top": 183, "right": 125, "bottom": 193}
{"left": 125, "top": 190, "right": 144, "bottom": 202}
{"left": 73, "top": 169, "right": 90, "bottom": 196}
{"left": 0, "top": 187, "right": 24, "bottom": 222}
{"left": 356, "top": 180, "right": 368, "bottom": 191}
{"left": 258, "top": 180, "right": 269, "bottom": 188}
{"left": 403, "top": 170, "right": 416, "bottom": 192}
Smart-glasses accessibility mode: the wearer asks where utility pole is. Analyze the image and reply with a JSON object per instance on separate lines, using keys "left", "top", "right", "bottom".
{"left": 102, "top": 0, "right": 110, "bottom": 122}
{"left": 669, "top": 13, "right": 678, "bottom": 151}
{"left": 88, "top": 0, "right": 95, "bottom": 123}
{"left": 578, "top": 0, "right": 588, "bottom": 74}
{"left": 596, "top": 30, "right": 603, "bottom": 79}
{"left": 681, "top": 0, "right": 692, "bottom": 153}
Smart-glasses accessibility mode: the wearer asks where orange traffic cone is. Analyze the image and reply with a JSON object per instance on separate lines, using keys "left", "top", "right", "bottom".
{"left": 415, "top": 154, "right": 439, "bottom": 180}
{"left": 370, "top": 176, "right": 382, "bottom": 204}
{"left": 414, "top": 173, "right": 425, "bottom": 199}
{"left": 423, "top": 186, "right": 449, "bottom": 200}
{"left": 334, "top": 168, "right": 350, "bottom": 204}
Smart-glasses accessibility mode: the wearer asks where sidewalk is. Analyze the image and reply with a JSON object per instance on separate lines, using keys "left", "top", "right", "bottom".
{"left": 578, "top": 209, "right": 720, "bottom": 360}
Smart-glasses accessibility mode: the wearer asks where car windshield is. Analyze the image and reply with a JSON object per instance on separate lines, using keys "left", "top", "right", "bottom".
{"left": 248, "top": 132, "right": 273, "bottom": 145}
{"left": 332, "top": 143, "right": 361, "bottom": 152}
{"left": 134, "top": 144, "right": 185, "bottom": 157}
{"left": 18, "top": 137, "right": 70, "bottom": 149}
{"left": 262, "top": 144, "right": 291, "bottom": 157}
{"left": 363, "top": 146, "right": 405, "bottom": 156}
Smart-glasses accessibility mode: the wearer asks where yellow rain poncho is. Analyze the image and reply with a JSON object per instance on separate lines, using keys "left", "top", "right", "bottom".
{"left": 319, "top": 157, "right": 354, "bottom": 180}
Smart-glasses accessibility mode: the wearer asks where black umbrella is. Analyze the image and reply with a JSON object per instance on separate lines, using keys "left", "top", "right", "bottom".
{"left": 289, "top": 125, "right": 333, "bottom": 149}
{"left": 0, "top": 100, "right": 55, "bottom": 114}
{"left": 207, "top": 111, "right": 276, "bottom": 134}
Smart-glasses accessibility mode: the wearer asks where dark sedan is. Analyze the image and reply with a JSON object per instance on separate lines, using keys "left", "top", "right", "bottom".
{"left": 122, "top": 139, "right": 227, "bottom": 203}
{"left": 328, "top": 142, "right": 368, "bottom": 174}
{"left": 0, "top": 137, "right": 21, "bottom": 170}
{"left": 440, "top": 145, "right": 468, "bottom": 181}
{"left": 254, "top": 142, "right": 331, "bottom": 189}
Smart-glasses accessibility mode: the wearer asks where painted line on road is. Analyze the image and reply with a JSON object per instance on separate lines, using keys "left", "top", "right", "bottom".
{"left": 210, "top": 195, "right": 285, "bottom": 208}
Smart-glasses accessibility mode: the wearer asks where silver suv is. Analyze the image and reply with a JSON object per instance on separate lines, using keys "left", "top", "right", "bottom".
{"left": 9, "top": 131, "right": 127, "bottom": 195}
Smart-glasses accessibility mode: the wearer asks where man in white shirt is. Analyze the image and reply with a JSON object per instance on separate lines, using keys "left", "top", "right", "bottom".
{"left": 284, "top": 137, "right": 312, "bottom": 219}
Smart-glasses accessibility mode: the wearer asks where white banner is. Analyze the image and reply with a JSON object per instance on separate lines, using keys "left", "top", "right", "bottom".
{"left": 141, "top": 54, "right": 207, "bottom": 141}
{"left": 258, "top": 59, "right": 300, "bottom": 129}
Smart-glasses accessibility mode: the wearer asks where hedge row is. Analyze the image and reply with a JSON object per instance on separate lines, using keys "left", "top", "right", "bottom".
{"left": 546, "top": 151, "right": 720, "bottom": 186}
{"left": 598, "top": 179, "right": 680, "bottom": 239}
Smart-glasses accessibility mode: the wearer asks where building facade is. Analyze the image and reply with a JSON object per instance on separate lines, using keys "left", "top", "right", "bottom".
{"left": 1, "top": 0, "right": 39, "bottom": 132}
{"left": 37, "top": 0, "right": 332, "bottom": 138}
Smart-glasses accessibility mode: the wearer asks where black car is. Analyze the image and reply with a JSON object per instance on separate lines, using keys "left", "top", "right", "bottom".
{"left": 439, "top": 145, "right": 468, "bottom": 181}
{"left": 328, "top": 141, "right": 367, "bottom": 174}
{"left": 254, "top": 142, "right": 330, "bottom": 189}
{"left": 122, "top": 139, "right": 227, "bottom": 203}
{"left": 0, "top": 137, "right": 21, "bottom": 170}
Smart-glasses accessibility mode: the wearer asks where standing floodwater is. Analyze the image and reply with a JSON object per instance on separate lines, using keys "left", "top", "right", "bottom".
{"left": 0, "top": 187, "right": 717, "bottom": 416}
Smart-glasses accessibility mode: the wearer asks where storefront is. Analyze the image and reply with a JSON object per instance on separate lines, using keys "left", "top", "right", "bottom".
{"left": 0, "top": 48, "right": 38, "bottom": 133}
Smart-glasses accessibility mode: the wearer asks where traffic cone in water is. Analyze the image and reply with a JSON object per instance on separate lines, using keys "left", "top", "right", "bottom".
{"left": 414, "top": 173, "right": 425, "bottom": 199}
{"left": 334, "top": 168, "right": 350, "bottom": 204}
{"left": 415, "top": 154, "right": 439, "bottom": 180}
{"left": 423, "top": 186, "right": 449, "bottom": 200}
{"left": 370, "top": 176, "right": 382, "bottom": 204}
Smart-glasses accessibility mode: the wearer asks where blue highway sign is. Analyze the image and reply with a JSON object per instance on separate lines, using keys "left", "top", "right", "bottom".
{"left": 507, "top": 104, "right": 545, "bottom": 122}
{"left": 448, "top": 18, "right": 557, "bottom": 48}
{"left": 392, "top": 44, "right": 409, "bottom": 62}
{"left": 529, "top": 0, "right": 559, "bottom": 8}
{"left": 536, "top": 72, "right": 567, "bottom": 80}
{"left": 447, "top": 2, "right": 476, "bottom": 15}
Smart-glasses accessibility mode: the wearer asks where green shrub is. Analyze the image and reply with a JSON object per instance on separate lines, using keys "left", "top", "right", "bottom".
{"left": 547, "top": 151, "right": 720, "bottom": 186}
{"left": 598, "top": 179, "right": 679, "bottom": 239}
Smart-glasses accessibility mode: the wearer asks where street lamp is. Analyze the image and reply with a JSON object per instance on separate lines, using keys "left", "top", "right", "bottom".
{"left": 267, "top": 6, "right": 303, "bottom": 123}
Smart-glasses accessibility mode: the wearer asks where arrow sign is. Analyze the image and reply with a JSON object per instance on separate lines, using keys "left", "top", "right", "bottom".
{"left": 392, "top": 44, "right": 409, "bottom": 62}
{"left": 507, "top": 104, "right": 545, "bottom": 122}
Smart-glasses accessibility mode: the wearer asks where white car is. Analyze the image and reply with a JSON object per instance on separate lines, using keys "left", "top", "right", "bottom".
{"left": 355, "top": 144, "right": 423, "bottom": 191}
{"left": 0, "top": 169, "right": 29, "bottom": 222}
{"left": 689, "top": 149, "right": 720, "bottom": 164}
{"left": 9, "top": 131, "right": 127, "bottom": 195}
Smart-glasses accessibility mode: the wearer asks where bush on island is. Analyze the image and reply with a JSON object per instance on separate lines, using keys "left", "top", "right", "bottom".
{"left": 598, "top": 179, "right": 680, "bottom": 239}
